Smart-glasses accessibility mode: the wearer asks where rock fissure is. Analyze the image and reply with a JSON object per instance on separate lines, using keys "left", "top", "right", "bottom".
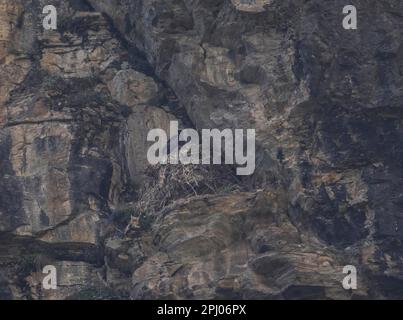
{"left": 0, "top": 0, "right": 402, "bottom": 300}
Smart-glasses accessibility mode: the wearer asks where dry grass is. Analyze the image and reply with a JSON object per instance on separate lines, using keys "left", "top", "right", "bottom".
{"left": 122, "top": 161, "right": 243, "bottom": 234}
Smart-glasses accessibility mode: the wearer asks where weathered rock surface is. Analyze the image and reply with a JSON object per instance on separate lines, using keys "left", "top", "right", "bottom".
{"left": 0, "top": 0, "right": 403, "bottom": 299}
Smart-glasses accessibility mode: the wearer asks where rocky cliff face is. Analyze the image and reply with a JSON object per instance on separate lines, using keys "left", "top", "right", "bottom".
{"left": 1, "top": 0, "right": 403, "bottom": 300}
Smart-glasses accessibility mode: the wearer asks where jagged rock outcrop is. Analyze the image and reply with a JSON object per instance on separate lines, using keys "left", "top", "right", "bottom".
{"left": 1, "top": 0, "right": 403, "bottom": 299}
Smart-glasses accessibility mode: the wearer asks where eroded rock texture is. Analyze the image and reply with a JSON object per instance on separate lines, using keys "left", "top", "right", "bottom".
{"left": 0, "top": 0, "right": 403, "bottom": 299}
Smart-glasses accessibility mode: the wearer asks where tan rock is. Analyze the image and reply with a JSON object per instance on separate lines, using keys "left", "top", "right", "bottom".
{"left": 39, "top": 212, "right": 101, "bottom": 245}
{"left": 125, "top": 105, "right": 176, "bottom": 187}
{"left": 231, "top": 0, "right": 274, "bottom": 12}
{"left": 108, "top": 69, "right": 159, "bottom": 108}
